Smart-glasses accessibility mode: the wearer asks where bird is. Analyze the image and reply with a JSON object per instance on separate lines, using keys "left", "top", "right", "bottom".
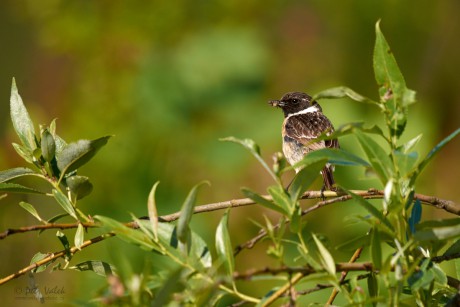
{"left": 269, "top": 91, "right": 339, "bottom": 191}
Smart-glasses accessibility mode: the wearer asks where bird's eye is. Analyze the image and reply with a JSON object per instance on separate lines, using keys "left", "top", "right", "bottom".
{"left": 292, "top": 99, "right": 299, "bottom": 104}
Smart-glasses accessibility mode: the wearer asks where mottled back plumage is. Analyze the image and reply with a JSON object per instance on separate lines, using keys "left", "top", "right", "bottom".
{"left": 269, "top": 92, "right": 339, "bottom": 190}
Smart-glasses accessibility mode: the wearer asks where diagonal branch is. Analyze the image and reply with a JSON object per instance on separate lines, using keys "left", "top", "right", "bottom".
{"left": 0, "top": 232, "right": 115, "bottom": 285}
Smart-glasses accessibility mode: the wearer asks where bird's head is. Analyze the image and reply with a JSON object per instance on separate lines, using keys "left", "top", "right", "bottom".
{"left": 269, "top": 92, "right": 321, "bottom": 117}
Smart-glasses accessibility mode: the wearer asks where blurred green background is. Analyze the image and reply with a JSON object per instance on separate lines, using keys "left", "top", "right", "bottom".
{"left": 0, "top": 0, "right": 459, "bottom": 305}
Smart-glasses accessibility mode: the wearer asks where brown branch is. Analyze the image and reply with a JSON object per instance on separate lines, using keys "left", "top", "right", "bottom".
{"left": 233, "top": 262, "right": 373, "bottom": 280}
{"left": 326, "top": 247, "right": 364, "bottom": 305}
{"left": 0, "top": 232, "right": 115, "bottom": 285}
{"left": 1, "top": 189, "right": 458, "bottom": 240}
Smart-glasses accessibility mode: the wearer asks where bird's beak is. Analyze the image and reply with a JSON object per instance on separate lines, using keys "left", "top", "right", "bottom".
{"left": 269, "top": 100, "right": 285, "bottom": 107}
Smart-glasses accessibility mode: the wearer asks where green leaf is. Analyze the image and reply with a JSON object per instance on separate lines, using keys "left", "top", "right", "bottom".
{"left": 0, "top": 167, "right": 35, "bottom": 183}
{"left": 241, "top": 187, "right": 285, "bottom": 215}
{"left": 312, "top": 233, "right": 336, "bottom": 275}
{"left": 74, "top": 223, "right": 85, "bottom": 250}
{"left": 96, "top": 215, "right": 159, "bottom": 251}
{"left": 367, "top": 273, "right": 379, "bottom": 301}
{"left": 10, "top": 78, "right": 37, "bottom": 151}
{"left": 19, "top": 202, "right": 44, "bottom": 222}
{"left": 374, "top": 21, "right": 416, "bottom": 138}
{"left": 267, "top": 185, "right": 293, "bottom": 215}
{"left": 152, "top": 268, "right": 185, "bottom": 307}
{"left": 176, "top": 181, "right": 209, "bottom": 244}
{"left": 371, "top": 228, "right": 382, "bottom": 270}
{"left": 355, "top": 131, "right": 392, "bottom": 183}
{"left": 394, "top": 150, "right": 418, "bottom": 177}
{"left": 215, "top": 209, "right": 234, "bottom": 276}
{"left": 289, "top": 159, "right": 327, "bottom": 201}
{"left": 414, "top": 223, "right": 460, "bottom": 241}
{"left": 313, "top": 86, "right": 380, "bottom": 106}
{"left": 30, "top": 252, "right": 54, "bottom": 273}
{"left": 148, "top": 181, "right": 160, "bottom": 241}
{"left": 68, "top": 260, "right": 116, "bottom": 277}
{"left": 220, "top": 136, "right": 277, "bottom": 181}
{"left": 56, "top": 136, "right": 112, "bottom": 178}
{"left": 408, "top": 200, "right": 422, "bottom": 235}
{"left": 0, "top": 182, "right": 44, "bottom": 194}
{"left": 344, "top": 188, "right": 394, "bottom": 231}
{"left": 52, "top": 189, "right": 77, "bottom": 220}
{"left": 442, "top": 239, "right": 460, "bottom": 257}
{"left": 303, "top": 148, "right": 370, "bottom": 167}
{"left": 40, "top": 129, "right": 56, "bottom": 162}
{"left": 402, "top": 134, "right": 423, "bottom": 154}
{"left": 66, "top": 176, "right": 93, "bottom": 200}
{"left": 410, "top": 127, "right": 460, "bottom": 186}
{"left": 12, "top": 143, "right": 34, "bottom": 163}
{"left": 56, "top": 231, "right": 71, "bottom": 260}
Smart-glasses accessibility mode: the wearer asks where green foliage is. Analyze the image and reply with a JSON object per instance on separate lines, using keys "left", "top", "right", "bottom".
{"left": 1, "top": 21, "right": 459, "bottom": 306}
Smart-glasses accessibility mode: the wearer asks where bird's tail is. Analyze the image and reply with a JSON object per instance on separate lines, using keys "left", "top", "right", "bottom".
{"left": 321, "top": 165, "right": 336, "bottom": 191}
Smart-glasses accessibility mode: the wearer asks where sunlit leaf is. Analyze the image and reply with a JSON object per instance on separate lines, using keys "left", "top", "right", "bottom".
{"left": 74, "top": 223, "right": 85, "bottom": 250}
{"left": 215, "top": 209, "right": 234, "bottom": 276}
{"left": 30, "top": 252, "right": 54, "bottom": 273}
{"left": 56, "top": 136, "right": 112, "bottom": 178}
{"left": 19, "top": 202, "right": 43, "bottom": 222}
{"left": 414, "top": 223, "right": 460, "bottom": 241}
{"left": 40, "top": 129, "right": 56, "bottom": 162}
{"left": 0, "top": 167, "right": 35, "bottom": 183}
{"left": 313, "top": 86, "right": 380, "bottom": 106}
{"left": 177, "top": 181, "right": 209, "bottom": 244}
{"left": 402, "top": 134, "right": 423, "bottom": 154}
{"left": 10, "top": 78, "right": 37, "bottom": 151}
{"left": 312, "top": 233, "right": 336, "bottom": 275}
{"left": 148, "top": 181, "right": 160, "bottom": 241}
{"left": 0, "top": 183, "right": 44, "bottom": 194}
{"left": 69, "top": 260, "right": 116, "bottom": 277}
{"left": 12, "top": 143, "right": 34, "bottom": 163}
{"left": 52, "top": 189, "right": 77, "bottom": 220}
{"left": 241, "top": 187, "right": 285, "bottom": 215}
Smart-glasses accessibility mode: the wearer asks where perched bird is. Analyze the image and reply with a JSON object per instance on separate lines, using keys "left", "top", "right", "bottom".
{"left": 269, "top": 92, "right": 339, "bottom": 191}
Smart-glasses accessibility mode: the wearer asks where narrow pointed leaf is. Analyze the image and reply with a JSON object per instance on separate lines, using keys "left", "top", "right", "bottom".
{"left": 177, "top": 181, "right": 209, "bottom": 244}
{"left": 408, "top": 200, "right": 422, "bottom": 235}
{"left": 216, "top": 209, "right": 234, "bottom": 275}
{"left": 74, "top": 223, "right": 85, "bottom": 250}
{"left": 344, "top": 188, "right": 394, "bottom": 231}
{"left": 0, "top": 167, "right": 35, "bottom": 183}
{"left": 10, "top": 78, "right": 36, "bottom": 150}
{"left": 66, "top": 176, "right": 93, "bottom": 200}
{"left": 289, "top": 159, "right": 327, "bottom": 201}
{"left": 410, "top": 127, "right": 460, "bottom": 185}
{"left": 68, "top": 261, "right": 116, "bottom": 277}
{"left": 355, "top": 131, "right": 392, "bottom": 183}
{"left": 267, "top": 185, "right": 293, "bottom": 215}
{"left": 313, "top": 86, "right": 379, "bottom": 105}
{"left": 241, "top": 187, "right": 285, "bottom": 214}
{"left": 52, "top": 189, "right": 77, "bottom": 220}
{"left": 12, "top": 143, "right": 34, "bottom": 163}
{"left": 312, "top": 233, "right": 336, "bottom": 275}
{"left": 403, "top": 134, "right": 423, "bottom": 154}
{"left": 56, "top": 136, "right": 112, "bottom": 177}
{"left": 56, "top": 231, "right": 71, "bottom": 260}
{"left": 40, "top": 129, "right": 56, "bottom": 162}
{"left": 371, "top": 228, "right": 382, "bottom": 269}
{"left": 0, "top": 183, "right": 44, "bottom": 194}
{"left": 148, "top": 181, "right": 160, "bottom": 241}
{"left": 19, "top": 202, "right": 43, "bottom": 222}
{"left": 414, "top": 223, "right": 460, "bottom": 241}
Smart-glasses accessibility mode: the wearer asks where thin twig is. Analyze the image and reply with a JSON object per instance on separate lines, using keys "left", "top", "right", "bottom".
{"left": 1, "top": 189, "right": 458, "bottom": 240}
{"left": 326, "top": 247, "right": 364, "bottom": 305}
{"left": 0, "top": 232, "right": 115, "bottom": 285}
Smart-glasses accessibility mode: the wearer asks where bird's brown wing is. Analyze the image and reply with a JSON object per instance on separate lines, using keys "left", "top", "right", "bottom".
{"left": 284, "top": 112, "right": 339, "bottom": 150}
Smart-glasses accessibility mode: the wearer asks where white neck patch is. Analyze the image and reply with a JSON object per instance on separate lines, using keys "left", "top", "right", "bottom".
{"left": 287, "top": 105, "right": 319, "bottom": 119}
